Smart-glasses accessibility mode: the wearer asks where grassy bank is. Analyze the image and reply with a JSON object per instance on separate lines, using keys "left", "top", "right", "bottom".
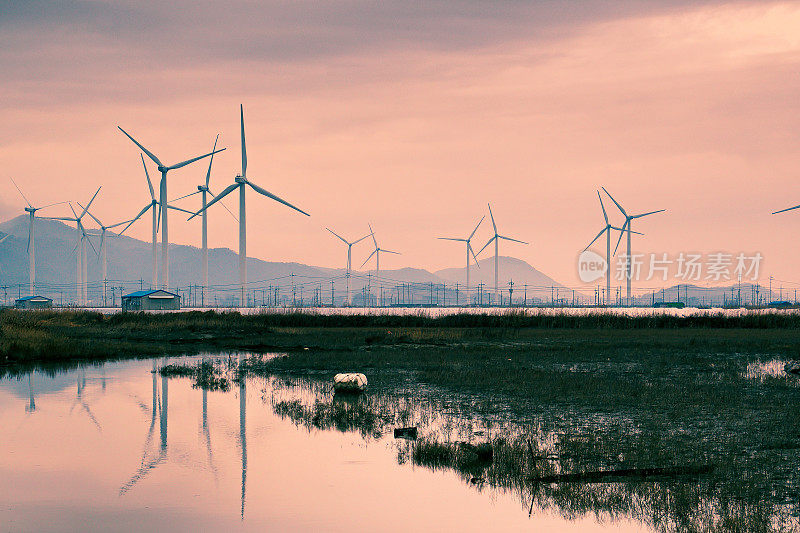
{"left": 4, "top": 308, "right": 800, "bottom": 368}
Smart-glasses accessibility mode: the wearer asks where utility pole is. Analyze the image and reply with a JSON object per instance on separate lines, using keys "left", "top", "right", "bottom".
{"left": 331, "top": 280, "right": 335, "bottom": 307}
{"left": 508, "top": 280, "right": 514, "bottom": 307}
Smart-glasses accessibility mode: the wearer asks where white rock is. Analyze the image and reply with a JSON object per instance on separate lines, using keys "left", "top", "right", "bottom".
{"left": 333, "top": 373, "right": 368, "bottom": 393}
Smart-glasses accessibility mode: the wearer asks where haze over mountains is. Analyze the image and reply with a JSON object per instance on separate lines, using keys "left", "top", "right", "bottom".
{"left": 0, "top": 215, "right": 569, "bottom": 304}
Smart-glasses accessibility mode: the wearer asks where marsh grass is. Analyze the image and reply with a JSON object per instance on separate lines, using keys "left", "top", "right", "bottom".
{"left": 159, "top": 360, "right": 231, "bottom": 391}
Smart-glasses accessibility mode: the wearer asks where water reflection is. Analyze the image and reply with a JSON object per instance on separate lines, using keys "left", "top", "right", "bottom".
{"left": 4, "top": 357, "right": 796, "bottom": 532}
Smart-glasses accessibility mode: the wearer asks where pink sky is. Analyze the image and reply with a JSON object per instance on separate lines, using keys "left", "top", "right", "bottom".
{"left": 2, "top": 1, "right": 800, "bottom": 289}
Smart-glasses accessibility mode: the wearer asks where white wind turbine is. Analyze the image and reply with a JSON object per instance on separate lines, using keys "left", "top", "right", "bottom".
{"left": 360, "top": 223, "right": 400, "bottom": 306}
{"left": 602, "top": 187, "right": 665, "bottom": 306}
{"left": 119, "top": 154, "right": 195, "bottom": 288}
{"left": 9, "top": 178, "right": 65, "bottom": 296}
{"left": 171, "top": 134, "right": 237, "bottom": 305}
{"left": 438, "top": 215, "right": 484, "bottom": 306}
{"left": 50, "top": 190, "right": 101, "bottom": 305}
{"left": 117, "top": 126, "right": 225, "bottom": 289}
{"left": 476, "top": 203, "right": 528, "bottom": 303}
{"left": 583, "top": 190, "right": 640, "bottom": 306}
{"left": 190, "top": 104, "right": 310, "bottom": 306}
{"left": 82, "top": 206, "right": 132, "bottom": 306}
{"left": 326, "top": 227, "right": 372, "bottom": 306}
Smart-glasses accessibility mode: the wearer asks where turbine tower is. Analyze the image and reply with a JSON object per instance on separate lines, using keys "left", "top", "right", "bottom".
{"left": 583, "top": 191, "right": 640, "bottom": 306}
{"left": 82, "top": 206, "right": 132, "bottom": 306}
{"left": 190, "top": 105, "right": 310, "bottom": 306}
{"left": 9, "top": 178, "right": 64, "bottom": 296}
{"left": 476, "top": 203, "right": 527, "bottom": 304}
{"left": 360, "top": 223, "right": 400, "bottom": 306}
{"left": 326, "top": 227, "right": 372, "bottom": 306}
{"left": 117, "top": 126, "right": 225, "bottom": 289}
{"left": 602, "top": 187, "right": 665, "bottom": 306}
{"left": 171, "top": 135, "right": 237, "bottom": 306}
{"left": 438, "top": 215, "right": 484, "bottom": 306}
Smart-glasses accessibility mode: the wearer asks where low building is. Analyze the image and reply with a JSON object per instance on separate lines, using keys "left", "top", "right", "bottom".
{"left": 15, "top": 296, "right": 53, "bottom": 309}
{"left": 121, "top": 290, "right": 181, "bottom": 312}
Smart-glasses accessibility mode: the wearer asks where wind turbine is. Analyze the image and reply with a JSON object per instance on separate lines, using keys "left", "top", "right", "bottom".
{"left": 117, "top": 126, "right": 225, "bottom": 289}
{"left": 476, "top": 204, "right": 528, "bottom": 304}
{"left": 49, "top": 190, "right": 101, "bottom": 305}
{"left": 119, "top": 154, "right": 196, "bottom": 288}
{"left": 190, "top": 104, "right": 310, "bottom": 306}
{"left": 171, "top": 135, "right": 237, "bottom": 306}
{"left": 9, "top": 178, "right": 65, "bottom": 296}
{"left": 82, "top": 205, "right": 132, "bottom": 307}
{"left": 360, "top": 223, "right": 400, "bottom": 306}
{"left": 602, "top": 187, "right": 665, "bottom": 306}
{"left": 583, "top": 191, "right": 641, "bottom": 306}
{"left": 326, "top": 227, "right": 372, "bottom": 306}
{"left": 438, "top": 215, "right": 484, "bottom": 306}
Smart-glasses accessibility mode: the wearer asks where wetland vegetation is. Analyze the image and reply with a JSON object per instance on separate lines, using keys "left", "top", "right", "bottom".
{"left": 4, "top": 308, "right": 800, "bottom": 530}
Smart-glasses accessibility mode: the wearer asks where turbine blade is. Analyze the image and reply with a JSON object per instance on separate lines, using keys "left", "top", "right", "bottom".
{"left": 81, "top": 224, "right": 99, "bottom": 257}
{"left": 167, "top": 204, "right": 195, "bottom": 215}
{"left": 206, "top": 134, "right": 219, "bottom": 188}
{"left": 207, "top": 189, "right": 239, "bottom": 222}
{"left": 156, "top": 201, "right": 161, "bottom": 233}
{"left": 10, "top": 177, "right": 32, "bottom": 207}
{"left": 167, "top": 148, "right": 226, "bottom": 171}
{"left": 380, "top": 248, "right": 400, "bottom": 255}
{"left": 773, "top": 204, "right": 800, "bottom": 215}
{"left": 438, "top": 237, "right": 467, "bottom": 242}
{"left": 597, "top": 190, "right": 609, "bottom": 224}
{"left": 240, "top": 104, "right": 247, "bottom": 177}
{"left": 141, "top": 154, "right": 155, "bottom": 200}
{"left": 246, "top": 180, "right": 310, "bottom": 216}
{"left": 487, "top": 203, "right": 497, "bottom": 233}
{"left": 632, "top": 209, "right": 666, "bottom": 219}
{"left": 476, "top": 235, "right": 496, "bottom": 256}
{"left": 119, "top": 204, "right": 151, "bottom": 235}
{"left": 359, "top": 248, "right": 377, "bottom": 269}
{"left": 36, "top": 201, "right": 67, "bottom": 211}
{"left": 0, "top": 234, "right": 10, "bottom": 245}
{"left": 169, "top": 190, "right": 201, "bottom": 203}
{"left": 468, "top": 242, "right": 480, "bottom": 267}
{"left": 610, "top": 225, "right": 643, "bottom": 236}
{"left": 81, "top": 203, "right": 104, "bottom": 227}
{"left": 469, "top": 215, "right": 485, "bottom": 240}
{"left": 326, "top": 228, "right": 348, "bottom": 244}
{"left": 80, "top": 187, "right": 102, "bottom": 218}
{"left": 352, "top": 233, "right": 372, "bottom": 245}
{"left": 498, "top": 235, "right": 528, "bottom": 245}
{"left": 583, "top": 227, "right": 607, "bottom": 252}
{"left": 108, "top": 218, "right": 134, "bottom": 229}
{"left": 189, "top": 183, "right": 238, "bottom": 220}
{"left": 613, "top": 219, "right": 628, "bottom": 255}
{"left": 118, "top": 127, "right": 163, "bottom": 167}
{"left": 601, "top": 187, "right": 627, "bottom": 216}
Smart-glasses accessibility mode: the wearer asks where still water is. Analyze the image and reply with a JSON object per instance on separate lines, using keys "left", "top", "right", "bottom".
{"left": 0, "top": 356, "right": 655, "bottom": 532}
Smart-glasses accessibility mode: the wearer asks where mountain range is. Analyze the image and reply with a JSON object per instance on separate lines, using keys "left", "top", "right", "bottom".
{"left": 0, "top": 215, "right": 568, "bottom": 305}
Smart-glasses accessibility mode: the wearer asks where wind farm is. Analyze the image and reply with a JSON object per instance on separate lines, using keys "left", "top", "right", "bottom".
{"left": 4, "top": 2, "right": 800, "bottom": 531}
